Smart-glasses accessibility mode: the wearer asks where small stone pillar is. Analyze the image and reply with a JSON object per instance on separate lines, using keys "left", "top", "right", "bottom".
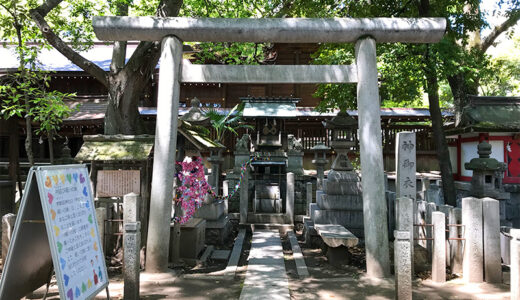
{"left": 223, "top": 180, "right": 229, "bottom": 214}
{"left": 425, "top": 202, "right": 436, "bottom": 260}
{"left": 1, "top": 213, "right": 16, "bottom": 262}
{"left": 240, "top": 169, "right": 249, "bottom": 224}
{"left": 432, "top": 211, "right": 446, "bottom": 283}
{"left": 462, "top": 197, "right": 484, "bottom": 283}
{"left": 394, "top": 230, "right": 412, "bottom": 300}
{"left": 449, "top": 208, "right": 463, "bottom": 275}
{"left": 208, "top": 152, "right": 224, "bottom": 195}
{"left": 95, "top": 207, "right": 107, "bottom": 251}
{"left": 415, "top": 200, "right": 427, "bottom": 248}
{"left": 124, "top": 222, "right": 141, "bottom": 300}
{"left": 124, "top": 193, "right": 140, "bottom": 224}
{"left": 511, "top": 229, "right": 520, "bottom": 300}
{"left": 306, "top": 182, "right": 313, "bottom": 216}
{"left": 396, "top": 197, "right": 414, "bottom": 275}
{"left": 286, "top": 172, "right": 295, "bottom": 224}
{"left": 483, "top": 198, "right": 502, "bottom": 283}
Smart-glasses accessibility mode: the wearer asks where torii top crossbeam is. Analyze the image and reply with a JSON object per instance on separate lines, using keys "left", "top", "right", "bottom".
{"left": 93, "top": 17, "right": 446, "bottom": 43}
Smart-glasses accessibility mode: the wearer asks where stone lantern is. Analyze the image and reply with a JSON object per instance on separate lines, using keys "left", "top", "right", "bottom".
{"left": 311, "top": 143, "right": 330, "bottom": 190}
{"left": 322, "top": 110, "right": 357, "bottom": 171}
{"left": 465, "top": 141, "right": 509, "bottom": 200}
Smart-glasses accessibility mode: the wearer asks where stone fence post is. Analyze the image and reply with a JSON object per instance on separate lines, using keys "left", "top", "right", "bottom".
{"left": 511, "top": 229, "right": 520, "bottom": 300}
{"left": 449, "top": 208, "right": 463, "bottom": 275}
{"left": 425, "top": 202, "right": 436, "bottom": 260}
{"left": 95, "top": 207, "right": 107, "bottom": 253}
{"left": 286, "top": 172, "right": 295, "bottom": 224}
{"left": 306, "top": 182, "right": 313, "bottom": 216}
{"left": 124, "top": 221, "right": 141, "bottom": 300}
{"left": 483, "top": 198, "right": 501, "bottom": 283}
{"left": 462, "top": 197, "right": 483, "bottom": 283}
{"left": 432, "top": 211, "right": 446, "bottom": 283}
{"left": 394, "top": 230, "right": 412, "bottom": 300}
{"left": 1, "top": 213, "right": 16, "bottom": 263}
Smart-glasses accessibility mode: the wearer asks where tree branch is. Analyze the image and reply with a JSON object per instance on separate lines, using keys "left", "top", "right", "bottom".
{"left": 29, "top": 1, "right": 108, "bottom": 87}
{"left": 481, "top": 10, "right": 520, "bottom": 53}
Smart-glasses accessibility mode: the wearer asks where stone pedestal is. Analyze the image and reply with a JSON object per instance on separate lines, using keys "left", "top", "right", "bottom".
{"left": 170, "top": 218, "right": 206, "bottom": 260}
{"left": 310, "top": 170, "right": 364, "bottom": 237}
{"left": 194, "top": 200, "right": 231, "bottom": 245}
{"left": 287, "top": 151, "right": 304, "bottom": 175}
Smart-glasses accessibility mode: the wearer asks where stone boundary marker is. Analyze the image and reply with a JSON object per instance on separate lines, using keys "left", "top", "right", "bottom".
{"left": 287, "top": 231, "right": 309, "bottom": 277}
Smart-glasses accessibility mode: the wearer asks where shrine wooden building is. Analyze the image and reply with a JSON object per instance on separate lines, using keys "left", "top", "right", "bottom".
{"left": 0, "top": 42, "right": 446, "bottom": 176}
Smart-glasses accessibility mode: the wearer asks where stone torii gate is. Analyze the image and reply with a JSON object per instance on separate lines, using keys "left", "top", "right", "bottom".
{"left": 93, "top": 16, "right": 446, "bottom": 278}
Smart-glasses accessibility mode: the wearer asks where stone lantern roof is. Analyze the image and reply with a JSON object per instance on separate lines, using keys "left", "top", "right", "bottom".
{"left": 179, "top": 97, "right": 210, "bottom": 126}
{"left": 465, "top": 141, "right": 505, "bottom": 171}
{"left": 322, "top": 110, "right": 357, "bottom": 129}
{"left": 311, "top": 143, "right": 330, "bottom": 151}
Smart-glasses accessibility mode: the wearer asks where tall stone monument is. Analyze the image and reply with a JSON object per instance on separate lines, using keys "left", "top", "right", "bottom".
{"left": 309, "top": 111, "right": 364, "bottom": 237}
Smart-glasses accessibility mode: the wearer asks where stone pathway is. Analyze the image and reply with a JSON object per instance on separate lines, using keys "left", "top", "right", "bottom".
{"left": 239, "top": 229, "right": 290, "bottom": 300}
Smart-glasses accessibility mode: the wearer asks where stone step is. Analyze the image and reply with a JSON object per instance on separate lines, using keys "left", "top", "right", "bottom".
{"left": 247, "top": 213, "right": 288, "bottom": 224}
{"left": 248, "top": 223, "right": 294, "bottom": 234}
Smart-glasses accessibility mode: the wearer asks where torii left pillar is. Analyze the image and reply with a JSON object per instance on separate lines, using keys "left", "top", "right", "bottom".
{"left": 146, "top": 35, "right": 183, "bottom": 272}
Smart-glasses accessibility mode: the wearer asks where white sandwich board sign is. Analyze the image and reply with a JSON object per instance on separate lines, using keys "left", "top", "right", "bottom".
{"left": 0, "top": 165, "right": 108, "bottom": 300}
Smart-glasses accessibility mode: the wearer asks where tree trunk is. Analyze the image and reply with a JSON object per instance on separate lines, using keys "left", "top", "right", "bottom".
{"left": 448, "top": 73, "right": 479, "bottom": 127}
{"left": 105, "top": 71, "right": 151, "bottom": 134}
{"left": 48, "top": 132, "right": 54, "bottom": 164}
{"left": 24, "top": 93, "right": 34, "bottom": 166}
{"left": 425, "top": 56, "right": 457, "bottom": 206}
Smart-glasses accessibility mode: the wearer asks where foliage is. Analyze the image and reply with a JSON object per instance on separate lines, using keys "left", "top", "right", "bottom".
{"left": 0, "top": 71, "right": 76, "bottom": 136}
{"left": 479, "top": 35, "right": 520, "bottom": 96}
{"left": 204, "top": 103, "right": 253, "bottom": 143}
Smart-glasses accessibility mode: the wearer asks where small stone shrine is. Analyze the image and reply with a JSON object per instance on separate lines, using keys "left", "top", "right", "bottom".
{"left": 308, "top": 111, "right": 364, "bottom": 237}
{"left": 225, "top": 97, "right": 309, "bottom": 224}
{"left": 179, "top": 98, "right": 231, "bottom": 245}
{"left": 465, "top": 141, "right": 510, "bottom": 223}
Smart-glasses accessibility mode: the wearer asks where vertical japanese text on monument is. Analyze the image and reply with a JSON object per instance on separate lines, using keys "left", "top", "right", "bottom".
{"left": 96, "top": 170, "right": 140, "bottom": 197}
{"left": 396, "top": 133, "right": 417, "bottom": 201}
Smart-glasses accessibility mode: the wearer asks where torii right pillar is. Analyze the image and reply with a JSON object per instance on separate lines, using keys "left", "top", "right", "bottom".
{"left": 355, "top": 36, "right": 391, "bottom": 278}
